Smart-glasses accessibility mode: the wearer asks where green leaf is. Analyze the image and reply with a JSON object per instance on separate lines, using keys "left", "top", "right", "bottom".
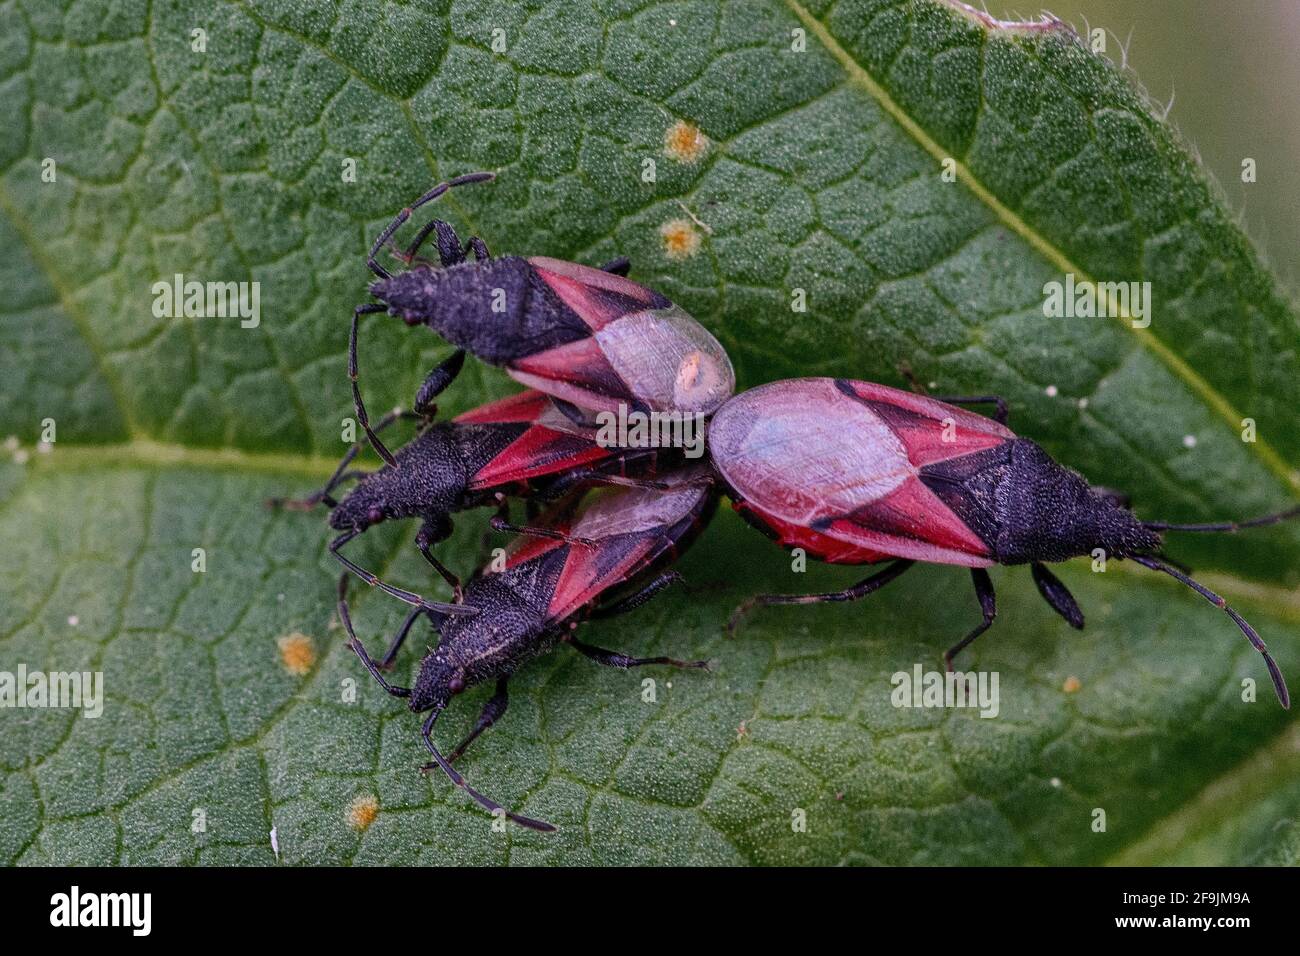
{"left": 2, "top": 0, "right": 1297, "bottom": 865}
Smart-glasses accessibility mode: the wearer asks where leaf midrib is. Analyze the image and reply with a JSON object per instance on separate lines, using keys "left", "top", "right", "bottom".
{"left": 783, "top": 0, "right": 1300, "bottom": 500}
{"left": 15, "top": 437, "right": 1300, "bottom": 612}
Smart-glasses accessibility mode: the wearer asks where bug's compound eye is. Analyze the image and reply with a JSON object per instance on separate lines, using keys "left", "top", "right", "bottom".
{"left": 448, "top": 675, "right": 466, "bottom": 695}
{"left": 366, "top": 506, "right": 385, "bottom": 526}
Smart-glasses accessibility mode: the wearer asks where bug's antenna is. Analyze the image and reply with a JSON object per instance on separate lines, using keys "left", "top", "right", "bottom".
{"left": 419, "top": 713, "right": 556, "bottom": 832}
{"left": 366, "top": 171, "right": 496, "bottom": 278}
{"left": 1131, "top": 554, "right": 1290, "bottom": 709}
{"left": 1144, "top": 504, "right": 1300, "bottom": 533}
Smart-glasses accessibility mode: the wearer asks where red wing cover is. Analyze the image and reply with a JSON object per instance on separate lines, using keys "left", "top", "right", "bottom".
{"left": 453, "top": 389, "right": 553, "bottom": 425}
{"left": 466, "top": 426, "right": 612, "bottom": 491}
{"left": 453, "top": 390, "right": 615, "bottom": 491}
{"left": 507, "top": 336, "right": 643, "bottom": 414}
{"left": 710, "top": 378, "right": 1006, "bottom": 567}
{"left": 528, "top": 256, "right": 670, "bottom": 332}
{"left": 498, "top": 475, "right": 713, "bottom": 624}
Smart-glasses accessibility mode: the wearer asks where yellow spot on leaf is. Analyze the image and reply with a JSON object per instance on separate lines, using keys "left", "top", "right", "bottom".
{"left": 1062, "top": 675, "right": 1082, "bottom": 694}
{"left": 660, "top": 218, "right": 701, "bottom": 260}
{"left": 348, "top": 794, "right": 379, "bottom": 831}
{"left": 277, "top": 632, "right": 316, "bottom": 676}
{"left": 664, "top": 120, "right": 708, "bottom": 163}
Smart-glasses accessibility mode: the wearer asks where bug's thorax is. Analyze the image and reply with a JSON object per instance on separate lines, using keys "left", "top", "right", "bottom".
{"left": 329, "top": 427, "right": 471, "bottom": 530}
{"left": 372, "top": 256, "right": 590, "bottom": 364}
{"left": 422, "top": 572, "right": 556, "bottom": 705}
{"left": 983, "top": 439, "right": 1162, "bottom": 564}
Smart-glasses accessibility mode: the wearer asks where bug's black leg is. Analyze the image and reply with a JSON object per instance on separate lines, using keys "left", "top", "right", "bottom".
{"left": 551, "top": 398, "right": 600, "bottom": 429}
{"left": 928, "top": 394, "right": 1010, "bottom": 425}
{"left": 338, "top": 590, "right": 412, "bottom": 698}
{"left": 400, "top": 229, "right": 488, "bottom": 268}
{"left": 379, "top": 606, "right": 427, "bottom": 671}
{"left": 600, "top": 256, "right": 631, "bottom": 276}
{"left": 542, "top": 467, "right": 711, "bottom": 500}
{"left": 569, "top": 636, "right": 708, "bottom": 671}
{"left": 390, "top": 218, "right": 463, "bottom": 268}
{"left": 391, "top": 218, "right": 440, "bottom": 266}
{"left": 447, "top": 678, "right": 509, "bottom": 762}
{"left": 366, "top": 171, "right": 495, "bottom": 278}
{"left": 330, "top": 530, "right": 477, "bottom": 617}
{"left": 431, "top": 220, "right": 467, "bottom": 267}
{"left": 416, "top": 517, "right": 463, "bottom": 603}
{"left": 413, "top": 349, "right": 467, "bottom": 417}
{"left": 895, "top": 363, "right": 1011, "bottom": 425}
{"left": 726, "top": 559, "right": 915, "bottom": 634}
{"left": 1030, "top": 562, "right": 1084, "bottom": 629}
{"left": 589, "top": 571, "right": 684, "bottom": 620}
{"left": 944, "top": 569, "right": 997, "bottom": 671}
{"left": 350, "top": 303, "right": 399, "bottom": 467}
{"left": 267, "top": 407, "right": 420, "bottom": 511}
{"left": 488, "top": 494, "right": 596, "bottom": 547}
{"left": 418, "top": 710, "right": 556, "bottom": 832}
{"left": 475, "top": 502, "right": 505, "bottom": 567}
{"left": 488, "top": 515, "right": 597, "bottom": 548}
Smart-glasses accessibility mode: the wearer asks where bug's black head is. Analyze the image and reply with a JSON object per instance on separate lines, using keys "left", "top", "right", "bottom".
{"left": 993, "top": 440, "right": 1162, "bottom": 563}
{"left": 329, "top": 478, "right": 394, "bottom": 531}
{"left": 1089, "top": 494, "right": 1164, "bottom": 559}
{"left": 409, "top": 645, "right": 467, "bottom": 714}
{"left": 328, "top": 428, "right": 466, "bottom": 531}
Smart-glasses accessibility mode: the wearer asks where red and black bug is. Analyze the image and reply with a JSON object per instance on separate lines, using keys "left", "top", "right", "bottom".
{"left": 350, "top": 173, "right": 735, "bottom": 466}
{"left": 271, "top": 389, "right": 688, "bottom": 616}
{"left": 340, "top": 465, "right": 718, "bottom": 830}
{"left": 708, "top": 377, "right": 1298, "bottom": 707}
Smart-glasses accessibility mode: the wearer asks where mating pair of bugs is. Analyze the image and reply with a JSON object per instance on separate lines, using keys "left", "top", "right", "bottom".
{"left": 276, "top": 173, "right": 1297, "bottom": 831}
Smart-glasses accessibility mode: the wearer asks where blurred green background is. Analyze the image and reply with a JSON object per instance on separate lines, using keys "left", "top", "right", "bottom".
{"left": 987, "top": 0, "right": 1300, "bottom": 290}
